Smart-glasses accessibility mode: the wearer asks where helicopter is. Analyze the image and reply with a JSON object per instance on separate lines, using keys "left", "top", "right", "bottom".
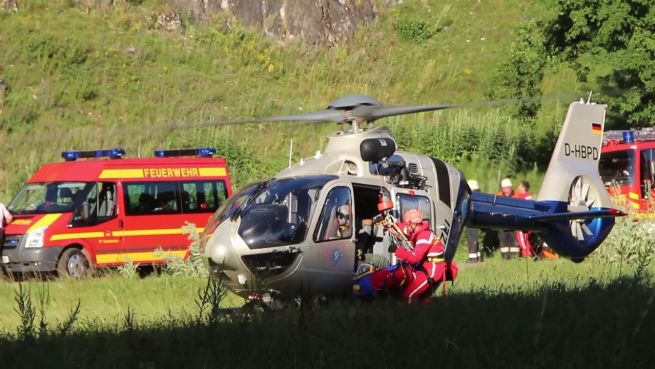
{"left": 198, "top": 94, "right": 625, "bottom": 305}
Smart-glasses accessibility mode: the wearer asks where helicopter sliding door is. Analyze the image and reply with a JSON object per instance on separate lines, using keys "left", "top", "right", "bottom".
{"left": 300, "top": 180, "right": 355, "bottom": 295}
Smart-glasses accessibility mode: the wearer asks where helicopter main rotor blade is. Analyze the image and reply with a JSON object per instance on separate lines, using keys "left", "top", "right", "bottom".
{"left": 255, "top": 109, "right": 346, "bottom": 123}
{"left": 152, "top": 93, "right": 576, "bottom": 131}
{"left": 365, "top": 104, "right": 458, "bottom": 121}
{"left": 362, "top": 97, "right": 548, "bottom": 122}
{"left": 150, "top": 109, "right": 346, "bottom": 131}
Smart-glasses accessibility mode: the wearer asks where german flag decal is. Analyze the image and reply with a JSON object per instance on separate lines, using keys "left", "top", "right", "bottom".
{"left": 592, "top": 123, "right": 602, "bottom": 134}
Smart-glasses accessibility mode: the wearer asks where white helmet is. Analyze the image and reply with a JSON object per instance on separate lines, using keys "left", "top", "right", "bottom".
{"left": 501, "top": 178, "right": 513, "bottom": 188}
{"left": 467, "top": 179, "right": 480, "bottom": 191}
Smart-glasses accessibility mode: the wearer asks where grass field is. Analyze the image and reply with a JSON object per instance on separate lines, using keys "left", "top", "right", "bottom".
{"left": 0, "top": 255, "right": 653, "bottom": 368}
{"left": 1, "top": 255, "right": 652, "bottom": 330}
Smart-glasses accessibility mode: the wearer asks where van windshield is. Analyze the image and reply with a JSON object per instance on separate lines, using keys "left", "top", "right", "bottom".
{"left": 599, "top": 150, "right": 634, "bottom": 186}
{"left": 9, "top": 182, "right": 87, "bottom": 214}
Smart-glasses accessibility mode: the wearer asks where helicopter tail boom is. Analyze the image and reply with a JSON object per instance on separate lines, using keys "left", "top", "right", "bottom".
{"left": 466, "top": 193, "right": 620, "bottom": 259}
{"left": 466, "top": 101, "right": 624, "bottom": 260}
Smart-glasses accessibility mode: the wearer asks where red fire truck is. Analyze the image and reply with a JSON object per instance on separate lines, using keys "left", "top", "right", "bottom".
{"left": 600, "top": 130, "right": 655, "bottom": 218}
{"left": 1, "top": 148, "right": 233, "bottom": 277}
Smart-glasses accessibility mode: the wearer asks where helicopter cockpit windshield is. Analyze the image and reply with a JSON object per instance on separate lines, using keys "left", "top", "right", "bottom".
{"left": 238, "top": 175, "right": 337, "bottom": 249}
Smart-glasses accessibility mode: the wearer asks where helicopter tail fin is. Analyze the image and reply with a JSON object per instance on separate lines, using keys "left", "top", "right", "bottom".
{"left": 534, "top": 101, "right": 617, "bottom": 259}
{"left": 537, "top": 101, "right": 610, "bottom": 205}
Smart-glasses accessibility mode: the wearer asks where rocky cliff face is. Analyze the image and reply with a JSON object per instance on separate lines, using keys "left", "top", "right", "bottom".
{"left": 62, "top": 0, "right": 401, "bottom": 44}
{"left": 6, "top": 0, "right": 402, "bottom": 43}
{"left": 2, "top": 0, "right": 18, "bottom": 12}
{"left": 170, "top": 0, "right": 379, "bottom": 44}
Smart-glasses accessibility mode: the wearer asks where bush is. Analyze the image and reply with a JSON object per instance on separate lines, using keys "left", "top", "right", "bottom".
{"left": 117, "top": 259, "right": 139, "bottom": 279}
{"left": 394, "top": 18, "right": 439, "bottom": 43}
{"left": 593, "top": 215, "right": 655, "bottom": 272}
{"left": 155, "top": 222, "right": 207, "bottom": 278}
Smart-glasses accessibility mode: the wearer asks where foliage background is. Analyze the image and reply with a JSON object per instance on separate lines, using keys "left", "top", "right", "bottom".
{"left": 0, "top": 0, "right": 581, "bottom": 200}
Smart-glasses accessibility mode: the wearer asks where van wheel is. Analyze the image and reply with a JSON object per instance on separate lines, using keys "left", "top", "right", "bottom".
{"left": 57, "top": 248, "right": 92, "bottom": 278}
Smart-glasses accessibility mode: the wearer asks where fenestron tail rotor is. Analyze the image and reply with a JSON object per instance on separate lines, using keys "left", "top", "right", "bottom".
{"left": 568, "top": 176, "right": 597, "bottom": 241}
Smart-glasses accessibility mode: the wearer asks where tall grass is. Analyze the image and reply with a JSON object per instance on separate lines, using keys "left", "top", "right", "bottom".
{"left": 0, "top": 265, "right": 653, "bottom": 368}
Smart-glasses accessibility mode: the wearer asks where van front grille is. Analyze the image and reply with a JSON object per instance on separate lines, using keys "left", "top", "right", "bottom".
{"left": 3, "top": 234, "right": 23, "bottom": 249}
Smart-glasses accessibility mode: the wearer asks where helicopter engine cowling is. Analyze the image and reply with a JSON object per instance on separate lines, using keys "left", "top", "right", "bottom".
{"left": 360, "top": 138, "right": 396, "bottom": 162}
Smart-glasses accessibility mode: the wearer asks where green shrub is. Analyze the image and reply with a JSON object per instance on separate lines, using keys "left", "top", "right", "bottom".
{"left": 155, "top": 223, "right": 207, "bottom": 278}
{"left": 394, "top": 18, "right": 439, "bottom": 43}
{"left": 593, "top": 215, "right": 655, "bottom": 272}
{"left": 117, "top": 259, "right": 139, "bottom": 279}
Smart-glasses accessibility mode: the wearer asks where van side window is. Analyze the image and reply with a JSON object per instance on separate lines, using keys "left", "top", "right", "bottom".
{"left": 180, "top": 180, "right": 228, "bottom": 213}
{"left": 314, "top": 186, "right": 353, "bottom": 242}
{"left": 97, "top": 183, "right": 117, "bottom": 218}
{"left": 71, "top": 182, "right": 117, "bottom": 226}
{"left": 124, "top": 182, "right": 181, "bottom": 215}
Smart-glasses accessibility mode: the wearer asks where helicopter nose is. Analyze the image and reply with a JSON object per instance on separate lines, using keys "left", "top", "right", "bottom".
{"left": 208, "top": 241, "right": 232, "bottom": 267}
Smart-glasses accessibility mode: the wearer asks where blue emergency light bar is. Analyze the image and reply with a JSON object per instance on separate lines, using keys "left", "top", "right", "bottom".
{"left": 154, "top": 147, "right": 216, "bottom": 158}
{"left": 623, "top": 131, "right": 635, "bottom": 144}
{"left": 61, "top": 148, "right": 125, "bottom": 161}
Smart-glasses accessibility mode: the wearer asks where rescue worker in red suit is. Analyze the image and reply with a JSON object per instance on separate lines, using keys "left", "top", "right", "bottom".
{"left": 389, "top": 209, "right": 447, "bottom": 303}
{"left": 514, "top": 180, "right": 534, "bottom": 257}
{"left": 352, "top": 210, "right": 458, "bottom": 303}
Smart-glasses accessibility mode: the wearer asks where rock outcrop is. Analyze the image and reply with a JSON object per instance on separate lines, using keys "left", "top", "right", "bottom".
{"left": 14, "top": 0, "right": 404, "bottom": 44}
{"left": 170, "top": 0, "right": 378, "bottom": 44}
{"left": 0, "top": 79, "right": 6, "bottom": 107}
{"left": 2, "top": 0, "right": 18, "bottom": 12}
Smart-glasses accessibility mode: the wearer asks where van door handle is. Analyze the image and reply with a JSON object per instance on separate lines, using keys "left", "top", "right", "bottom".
{"left": 119, "top": 220, "right": 124, "bottom": 229}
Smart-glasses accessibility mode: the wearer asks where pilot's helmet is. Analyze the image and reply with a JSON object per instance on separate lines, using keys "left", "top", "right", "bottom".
{"left": 337, "top": 204, "right": 351, "bottom": 225}
{"left": 403, "top": 209, "right": 423, "bottom": 224}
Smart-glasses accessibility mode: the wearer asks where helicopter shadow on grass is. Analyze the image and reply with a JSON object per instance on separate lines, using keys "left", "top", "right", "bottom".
{"left": 0, "top": 276, "right": 653, "bottom": 369}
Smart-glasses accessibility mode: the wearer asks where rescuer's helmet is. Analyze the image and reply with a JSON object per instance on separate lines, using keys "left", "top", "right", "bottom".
{"left": 403, "top": 209, "right": 423, "bottom": 224}
{"left": 467, "top": 179, "right": 480, "bottom": 191}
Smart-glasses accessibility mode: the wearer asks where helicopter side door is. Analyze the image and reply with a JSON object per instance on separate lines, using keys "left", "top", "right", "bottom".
{"left": 300, "top": 180, "right": 355, "bottom": 293}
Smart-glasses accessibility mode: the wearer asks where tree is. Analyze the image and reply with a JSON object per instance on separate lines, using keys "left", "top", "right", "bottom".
{"left": 489, "top": 20, "right": 546, "bottom": 120}
{"left": 543, "top": 0, "right": 655, "bottom": 125}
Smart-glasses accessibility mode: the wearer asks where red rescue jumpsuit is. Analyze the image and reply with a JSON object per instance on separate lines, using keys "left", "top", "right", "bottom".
{"left": 395, "top": 221, "right": 445, "bottom": 303}
{"left": 514, "top": 191, "right": 534, "bottom": 257}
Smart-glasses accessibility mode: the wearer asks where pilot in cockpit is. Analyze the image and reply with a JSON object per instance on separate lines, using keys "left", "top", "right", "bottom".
{"left": 334, "top": 204, "right": 352, "bottom": 239}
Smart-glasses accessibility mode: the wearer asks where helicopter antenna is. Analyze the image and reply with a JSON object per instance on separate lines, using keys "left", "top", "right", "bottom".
{"left": 493, "top": 169, "right": 501, "bottom": 205}
{"left": 587, "top": 91, "right": 593, "bottom": 104}
{"left": 288, "top": 139, "right": 293, "bottom": 168}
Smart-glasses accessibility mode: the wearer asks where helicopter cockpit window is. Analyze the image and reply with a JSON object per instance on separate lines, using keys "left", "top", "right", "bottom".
{"left": 396, "top": 193, "right": 431, "bottom": 224}
{"left": 238, "top": 177, "right": 332, "bottom": 250}
{"left": 314, "top": 186, "right": 353, "bottom": 242}
{"left": 213, "top": 181, "right": 263, "bottom": 225}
